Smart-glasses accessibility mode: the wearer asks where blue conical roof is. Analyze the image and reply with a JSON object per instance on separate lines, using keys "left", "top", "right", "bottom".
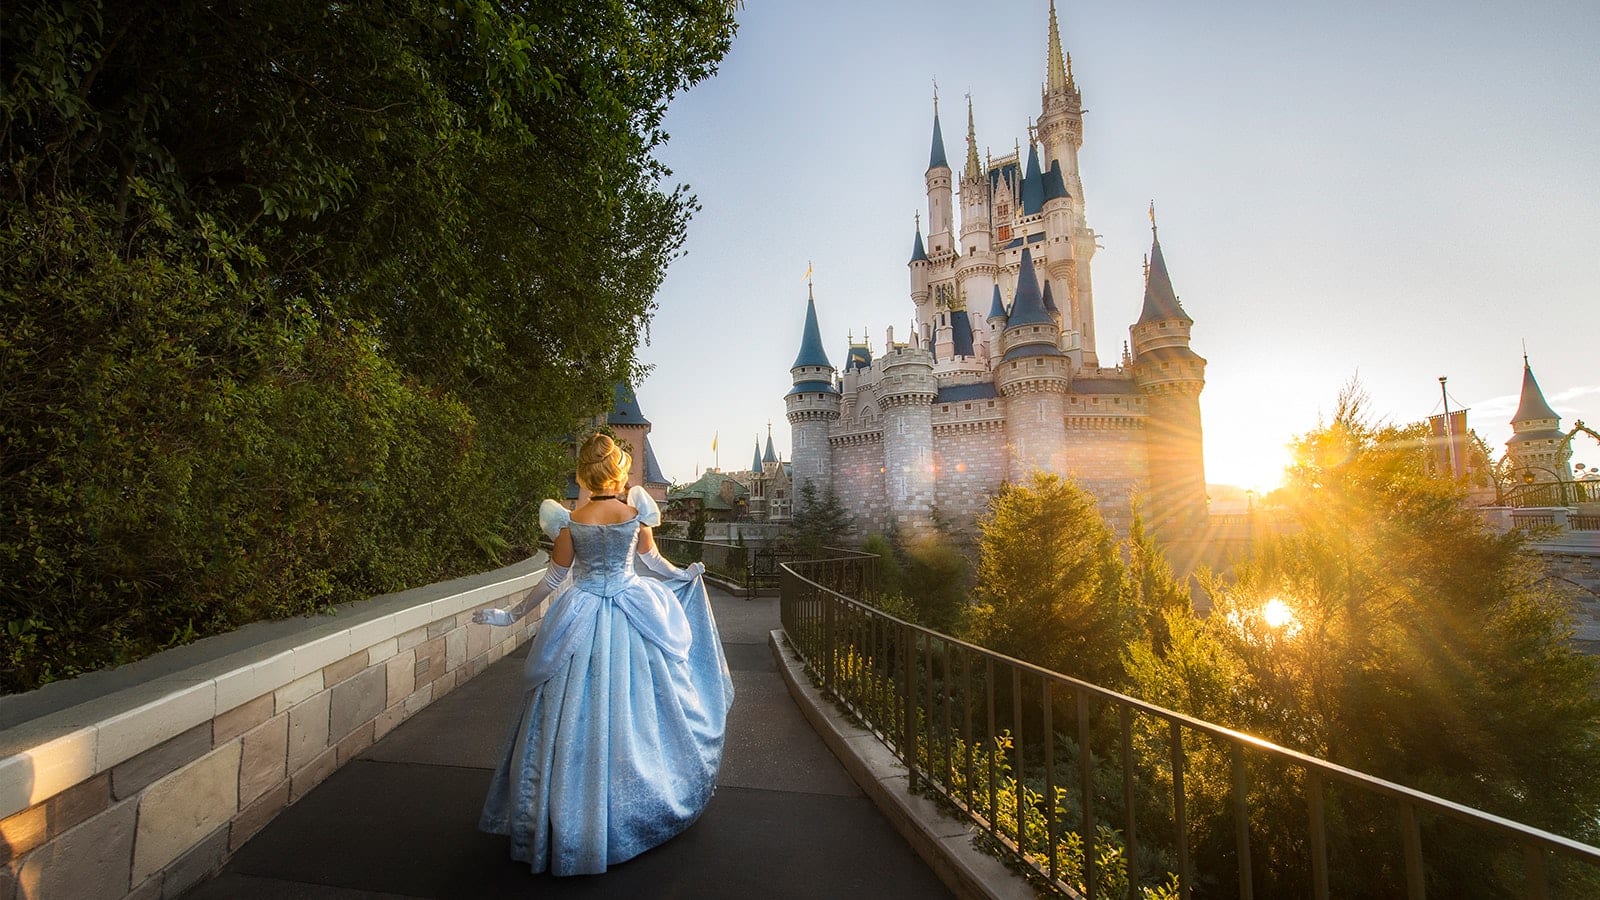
{"left": 608, "top": 382, "right": 650, "bottom": 426}
{"left": 1041, "top": 279, "right": 1059, "bottom": 314}
{"left": 1043, "top": 159, "right": 1068, "bottom": 202}
{"left": 910, "top": 228, "right": 928, "bottom": 263}
{"left": 987, "top": 284, "right": 1006, "bottom": 321}
{"left": 793, "top": 292, "right": 833, "bottom": 369}
{"left": 1139, "top": 232, "right": 1189, "bottom": 324}
{"left": 951, "top": 310, "right": 975, "bottom": 356}
{"left": 751, "top": 440, "right": 763, "bottom": 473}
{"left": 642, "top": 436, "right": 668, "bottom": 485}
{"left": 1007, "top": 249, "right": 1053, "bottom": 327}
{"left": 763, "top": 433, "right": 778, "bottom": 463}
{"left": 1512, "top": 360, "right": 1561, "bottom": 424}
{"left": 929, "top": 111, "right": 949, "bottom": 170}
{"left": 1021, "top": 143, "right": 1045, "bottom": 216}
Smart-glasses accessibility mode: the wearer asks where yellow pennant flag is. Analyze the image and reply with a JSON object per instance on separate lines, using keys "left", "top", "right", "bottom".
{"left": 711, "top": 431, "right": 718, "bottom": 453}
{"left": 802, "top": 261, "right": 813, "bottom": 282}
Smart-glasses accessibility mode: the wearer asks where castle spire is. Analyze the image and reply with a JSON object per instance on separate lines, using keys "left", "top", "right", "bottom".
{"left": 910, "top": 211, "right": 928, "bottom": 263}
{"left": 763, "top": 423, "right": 778, "bottom": 463}
{"left": 1511, "top": 356, "right": 1561, "bottom": 424}
{"left": 1046, "top": 0, "right": 1068, "bottom": 94}
{"left": 928, "top": 82, "right": 949, "bottom": 171}
{"left": 964, "top": 93, "right": 981, "bottom": 178}
{"left": 751, "top": 439, "right": 763, "bottom": 474}
{"left": 793, "top": 285, "right": 832, "bottom": 368}
{"left": 1007, "top": 248, "right": 1052, "bottom": 327}
{"left": 1021, "top": 140, "right": 1045, "bottom": 215}
{"left": 1139, "top": 205, "right": 1190, "bottom": 324}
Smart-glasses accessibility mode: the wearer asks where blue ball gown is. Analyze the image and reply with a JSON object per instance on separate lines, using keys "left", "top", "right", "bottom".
{"left": 479, "top": 501, "right": 733, "bottom": 875}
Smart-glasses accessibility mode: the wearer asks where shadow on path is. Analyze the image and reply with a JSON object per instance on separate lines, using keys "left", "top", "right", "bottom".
{"left": 189, "top": 587, "right": 950, "bottom": 899}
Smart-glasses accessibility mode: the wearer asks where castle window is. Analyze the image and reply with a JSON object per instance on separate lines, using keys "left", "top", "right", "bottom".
{"left": 987, "top": 401, "right": 995, "bottom": 408}
{"left": 964, "top": 404, "right": 972, "bottom": 410}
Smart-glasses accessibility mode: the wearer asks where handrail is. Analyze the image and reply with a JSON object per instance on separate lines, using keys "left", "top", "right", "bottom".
{"left": 780, "top": 552, "right": 1600, "bottom": 898}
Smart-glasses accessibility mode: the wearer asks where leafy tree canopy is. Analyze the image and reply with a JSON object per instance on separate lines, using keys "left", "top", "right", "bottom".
{"left": 1, "top": 0, "right": 736, "bottom": 691}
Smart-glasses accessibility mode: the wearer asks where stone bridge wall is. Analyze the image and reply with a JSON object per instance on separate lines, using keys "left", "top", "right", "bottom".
{"left": 0, "top": 558, "right": 550, "bottom": 900}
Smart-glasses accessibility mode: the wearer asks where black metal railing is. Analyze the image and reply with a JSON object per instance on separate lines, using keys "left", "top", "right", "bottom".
{"left": 780, "top": 553, "right": 1600, "bottom": 899}
{"left": 1503, "top": 479, "right": 1600, "bottom": 508}
{"left": 656, "top": 537, "right": 874, "bottom": 599}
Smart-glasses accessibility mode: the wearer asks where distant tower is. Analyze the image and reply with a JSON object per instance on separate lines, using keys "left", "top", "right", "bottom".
{"left": 1033, "top": 0, "right": 1098, "bottom": 365}
{"left": 879, "top": 344, "right": 938, "bottom": 534}
{"left": 1130, "top": 217, "right": 1207, "bottom": 532}
{"left": 995, "top": 248, "right": 1071, "bottom": 480}
{"left": 749, "top": 437, "right": 767, "bottom": 520}
{"left": 786, "top": 285, "right": 841, "bottom": 500}
{"left": 926, "top": 89, "right": 954, "bottom": 259}
{"left": 1506, "top": 355, "right": 1573, "bottom": 483}
{"left": 957, "top": 95, "right": 998, "bottom": 323}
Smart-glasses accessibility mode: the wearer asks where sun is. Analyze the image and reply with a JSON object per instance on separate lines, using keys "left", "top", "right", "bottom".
{"left": 1262, "top": 597, "right": 1297, "bottom": 630}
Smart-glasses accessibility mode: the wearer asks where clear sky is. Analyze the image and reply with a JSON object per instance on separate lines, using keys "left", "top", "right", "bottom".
{"left": 632, "top": 0, "right": 1599, "bottom": 493}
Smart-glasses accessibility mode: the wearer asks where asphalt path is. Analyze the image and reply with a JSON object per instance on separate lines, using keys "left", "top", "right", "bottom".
{"left": 187, "top": 585, "right": 951, "bottom": 899}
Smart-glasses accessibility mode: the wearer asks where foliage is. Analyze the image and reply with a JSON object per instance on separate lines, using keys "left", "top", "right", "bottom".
{"left": 685, "top": 508, "right": 707, "bottom": 562}
{"left": 1, "top": 0, "right": 737, "bottom": 691}
{"left": 1125, "top": 383, "right": 1600, "bottom": 896}
{"left": 790, "top": 480, "right": 852, "bottom": 557}
{"left": 969, "top": 473, "right": 1132, "bottom": 686}
{"left": 898, "top": 533, "right": 971, "bottom": 634}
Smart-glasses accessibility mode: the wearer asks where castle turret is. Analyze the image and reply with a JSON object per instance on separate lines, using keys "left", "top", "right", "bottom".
{"left": 926, "top": 97, "right": 954, "bottom": 258}
{"left": 879, "top": 344, "right": 938, "bottom": 536}
{"left": 1033, "top": 0, "right": 1098, "bottom": 366}
{"left": 1506, "top": 356, "right": 1573, "bottom": 482}
{"left": 909, "top": 216, "right": 931, "bottom": 317}
{"left": 749, "top": 437, "right": 767, "bottom": 520}
{"left": 786, "top": 285, "right": 841, "bottom": 499}
{"left": 956, "top": 95, "right": 998, "bottom": 336}
{"left": 1130, "top": 220, "right": 1207, "bottom": 533}
{"left": 995, "top": 248, "right": 1071, "bottom": 480}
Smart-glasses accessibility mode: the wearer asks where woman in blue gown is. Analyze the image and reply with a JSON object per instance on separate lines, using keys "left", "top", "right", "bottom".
{"left": 474, "top": 433, "right": 733, "bottom": 875}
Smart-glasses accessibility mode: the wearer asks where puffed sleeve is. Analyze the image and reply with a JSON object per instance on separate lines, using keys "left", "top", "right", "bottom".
{"left": 538, "top": 499, "right": 572, "bottom": 539}
{"left": 628, "top": 485, "right": 662, "bottom": 527}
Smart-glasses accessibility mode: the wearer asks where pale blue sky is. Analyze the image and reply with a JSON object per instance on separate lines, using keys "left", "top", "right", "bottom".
{"left": 634, "top": 0, "right": 1599, "bottom": 491}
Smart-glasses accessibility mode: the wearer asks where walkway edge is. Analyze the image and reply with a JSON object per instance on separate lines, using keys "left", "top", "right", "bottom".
{"left": 768, "top": 629, "right": 1037, "bottom": 900}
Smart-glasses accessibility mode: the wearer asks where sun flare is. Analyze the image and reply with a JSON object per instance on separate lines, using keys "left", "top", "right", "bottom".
{"left": 1262, "top": 597, "right": 1297, "bottom": 630}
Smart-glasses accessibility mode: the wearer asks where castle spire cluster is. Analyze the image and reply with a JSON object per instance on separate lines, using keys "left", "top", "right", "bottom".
{"left": 785, "top": 3, "right": 1208, "bottom": 538}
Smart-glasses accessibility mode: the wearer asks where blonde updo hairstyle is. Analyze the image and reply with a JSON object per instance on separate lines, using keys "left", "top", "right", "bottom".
{"left": 577, "top": 432, "right": 631, "bottom": 496}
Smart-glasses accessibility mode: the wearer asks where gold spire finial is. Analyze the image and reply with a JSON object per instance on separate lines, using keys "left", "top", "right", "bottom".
{"left": 964, "top": 92, "right": 981, "bottom": 177}
{"left": 1149, "top": 200, "right": 1158, "bottom": 235}
{"left": 914, "top": 210, "right": 921, "bottom": 232}
{"left": 932, "top": 78, "right": 939, "bottom": 114}
{"left": 1046, "top": 0, "right": 1068, "bottom": 94}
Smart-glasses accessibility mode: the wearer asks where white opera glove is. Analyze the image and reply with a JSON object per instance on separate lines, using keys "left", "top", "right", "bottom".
{"left": 636, "top": 548, "right": 703, "bottom": 583}
{"left": 473, "top": 561, "right": 570, "bottom": 626}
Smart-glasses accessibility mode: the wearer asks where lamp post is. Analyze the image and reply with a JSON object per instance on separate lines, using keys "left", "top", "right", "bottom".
{"left": 1519, "top": 464, "right": 1570, "bottom": 507}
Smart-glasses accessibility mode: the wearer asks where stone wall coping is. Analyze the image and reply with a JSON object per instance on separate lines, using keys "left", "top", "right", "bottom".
{"left": 0, "top": 554, "right": 548, "bottom": 821}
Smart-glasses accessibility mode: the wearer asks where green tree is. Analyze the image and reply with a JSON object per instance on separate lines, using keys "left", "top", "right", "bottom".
{"left": 969, "top": 472, "right": 1131, "bottom": 686}
{"left": 1, "top": 1, "right": 737, "bottom": 691}
{"left": 899, "top": 533, "right": 971, "bottom": 635}
{"left": 790, "top": 481, "right": 851, "bottom": 557}
{"left": 1126, "top": 385, "right": 1600, "bottom": 896}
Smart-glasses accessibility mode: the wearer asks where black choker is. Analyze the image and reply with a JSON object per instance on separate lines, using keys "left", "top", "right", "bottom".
{"left": 590, "top": 494, "right": 619, "bottom": 501}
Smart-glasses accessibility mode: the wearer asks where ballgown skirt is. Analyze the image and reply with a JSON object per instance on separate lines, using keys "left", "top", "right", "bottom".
{"left": 479, "top": 572, "right": 733, "bottom": 875}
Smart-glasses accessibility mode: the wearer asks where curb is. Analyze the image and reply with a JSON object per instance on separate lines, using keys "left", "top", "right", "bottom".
{"left": 768, "top": 629, "right": 1037, "bottom": 900}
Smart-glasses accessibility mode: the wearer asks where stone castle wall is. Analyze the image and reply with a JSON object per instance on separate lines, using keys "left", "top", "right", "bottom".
{"left": 830, "top": 434, "right": 891, "bottom": 537}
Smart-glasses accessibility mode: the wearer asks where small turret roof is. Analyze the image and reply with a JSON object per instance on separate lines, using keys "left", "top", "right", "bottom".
{"left": 763, "top": 433, "right": 778, "bottom": 464}
{"left": 951, "top": 310, "right": 975, "bottom": 357}
{"left": 1138, "top": 229, "right": 1190, "bottom": 324}
{"left": 641, "top": 436, "right": 668, "bottom": 485}
{"left": 1007, "top": 248, "right": 1053, "bottom": 328}
{"left": 845, "top": 344, "right": 873, "bottom": 372}
{"left": 929, "top": 108, "right": 949, "bottom": 171}
{"left": 1021, "top": 143, "right": 1045, "bottom": 216}
{"left": 987, "top": 285, "right": 1007, "bottom": 321}
{"left": 1041, "top": 279, "right": 1059, "bottom": 314}
{"left": 910, "top": 227, "right": 928, "bottom": 263}
{"left": 793, "top": 288, "right": 833, "bottom": 369}
{"left": 1043, "top": 160, "right": 1068, "bottom": 202}
{"left": 607, "top": 382, "right": 651, "bottom": 426}
{"left": 1512, "top": 359, "right": 1561, "bottom": 424}
{"left": 751, "top": 440, "right": 763, "bottom": 474}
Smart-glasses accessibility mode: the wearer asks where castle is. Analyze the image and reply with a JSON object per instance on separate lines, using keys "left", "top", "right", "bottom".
{"left": 785, "top": 2, "right": 1207, "bottom": 538}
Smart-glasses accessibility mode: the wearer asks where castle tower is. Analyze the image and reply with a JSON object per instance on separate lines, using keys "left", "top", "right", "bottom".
{"left": 995, "top": 248, "right": 1071, "bottom": 480}
{"left": 909, "top": 217, "right": 931, "bottom": 325}
{"left": 1130, "top": 219, "right": 1207, "bottom": 532}
{"left": 879, "top": 345, "right": 939, "bottom": 535}
{"left": 786, "top": 285, "right": 841, "bottom": 499}
{"left": 925, "top": 96, "right": 955, "bottom": 258}
{"left": 1506, "top": 356, "right": 1573, "bottom": 483}
{"left": 749, "top": 438, "right": 767, "bottom": 520}
{"left": 1033, "top": 0, "right": 1098, "bottom": 366}
{"left": 956, "top": 95, "right": 997, "bottom": 330}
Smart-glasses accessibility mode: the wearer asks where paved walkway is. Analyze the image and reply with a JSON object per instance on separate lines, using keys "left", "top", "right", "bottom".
{"left": 189, "top": 587, "right": 951, "bottom": 899}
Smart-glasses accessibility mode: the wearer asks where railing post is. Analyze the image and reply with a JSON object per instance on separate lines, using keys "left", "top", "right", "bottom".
{"left": 1170, "top": 721, "right": 1191, "bottom": 900}
{"left": 1307, "top": 772, "right": 1329, "bottom": 900}
{"left": 1121, "top": 706, "right": 1138, "bottom": 900}
{"left": 822, "top": 591, "right": 835, "bottom": 696}
{"left": 1231, "top": 745, "right": 1252, "bottom": 899}
{"left": 902, "top": 623, "right": 918, "bottom": 790}
{"left": 1401, "top": 801, "right": 1425, "bottom": 900}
